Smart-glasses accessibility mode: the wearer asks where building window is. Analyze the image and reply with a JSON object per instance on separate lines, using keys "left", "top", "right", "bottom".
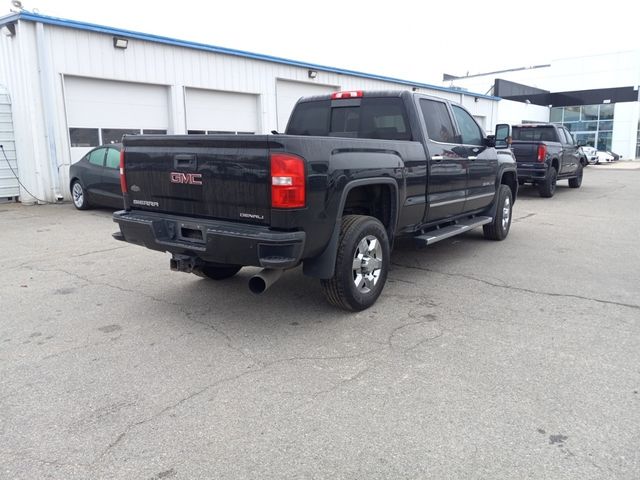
{"left": 102, "top": 128, "right": 140, "bottom": 144}
{"left": 69, "top": 128, "right": 99, "bottom": 147}
{"left": 142, "top": 129, "right": 167, "bottom": 134}
{"left": 551, "top": 104, "right": 615, "bottom": 151}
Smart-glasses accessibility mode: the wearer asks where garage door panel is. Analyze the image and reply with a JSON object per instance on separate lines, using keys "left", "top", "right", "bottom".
{"left": 64, "top": 77, "right": 169, "bottom": 129}
{"left": 276, "top": 80, "right": 338, "bottom": 131}
{"left": 185, "top": 89, "right": 258, "bottom": 133}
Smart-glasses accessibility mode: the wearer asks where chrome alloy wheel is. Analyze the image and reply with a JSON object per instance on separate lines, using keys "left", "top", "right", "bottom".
{"left": 72, "top": 182, "right": 84, "bottom": 208}
{"left": 502, "top": 196, "right": 511, "bottom": 230}
{"left": 352, "top": 235, "right": 383, "bottom": 294}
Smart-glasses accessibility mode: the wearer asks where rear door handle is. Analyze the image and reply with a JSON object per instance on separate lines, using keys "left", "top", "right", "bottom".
{"left": 431, "top": 155, "right": 444, "bottom": 161}
{"left": 467, "top": 156, "right": 477, "bottom": 160}
{"left": 174, "top": 154, "right": 197, "bottom": 169}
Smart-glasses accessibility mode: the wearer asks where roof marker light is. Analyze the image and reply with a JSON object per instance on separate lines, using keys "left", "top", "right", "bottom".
{"left": 331, "top": 90, "right": 364, "bottom": 100}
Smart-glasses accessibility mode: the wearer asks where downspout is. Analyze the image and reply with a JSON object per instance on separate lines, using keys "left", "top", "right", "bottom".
{"left": 35, "top": 21, "right": 62, "bottom": 201}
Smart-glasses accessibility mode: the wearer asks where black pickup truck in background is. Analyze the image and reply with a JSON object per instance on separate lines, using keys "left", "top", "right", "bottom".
{"left": 113, "top": 90, "right": 518, "bottom": 311}
{"left": 511, "top": 123, "right": 585, "bottom": 198}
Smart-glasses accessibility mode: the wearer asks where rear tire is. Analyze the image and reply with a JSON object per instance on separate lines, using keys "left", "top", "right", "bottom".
{"left": 483, "top": 185, "right": 513, "bottom": 241}
{"left": 538, "top": 167, "right": 557, "bottom": 198}
{"left": 195, "top": 263, "right": 242, "bottom": 280}
{"left": 321, "top": 215, "right": 389, "bottom": 311}
{"left": 71, "top": 180, "right": 90, "bottom": 210}
{"left": 568, "top": 164, "right": 583, "bottom": 188}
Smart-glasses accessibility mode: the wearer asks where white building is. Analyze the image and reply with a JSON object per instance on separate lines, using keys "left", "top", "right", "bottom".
{"left": 442, "top": 51, "right": 640, "bottom": 159}
{"left": 0, "top": 11, "right": 501, "bottom": 204}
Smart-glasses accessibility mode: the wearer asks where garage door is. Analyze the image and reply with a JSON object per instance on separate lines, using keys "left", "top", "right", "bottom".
{"left": 276, "top": 80, "right": 338, "bottom": 132}
{"left": 64, "top": 76, "right": 169, "bottom": 163}
{"left": 0, "top": 86, "right": 19, "bottom": 198}
{"left": 185, "top": 88, "right": 258, "bottom": 134}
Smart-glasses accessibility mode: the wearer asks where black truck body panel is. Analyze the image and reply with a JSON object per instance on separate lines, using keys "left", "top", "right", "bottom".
{"left": 114, "top": 90, "right": 517, "bottom": 281}
{"left": 511, "top": 123, "right": 582, "bottom": 182}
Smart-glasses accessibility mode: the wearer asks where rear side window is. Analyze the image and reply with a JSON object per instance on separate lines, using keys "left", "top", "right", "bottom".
{"left": 88, "top": 148, "right": 106, "bottom": 166}
{"left": 105, "top": 148, "right": 120, "bottom": 169}
{"left": 512, "top": 126, "right": 558, "bottom": 142}
{"left": 420, "top": 99, "right": 455, "bottom": 143}
{"left": 452, "top": 105, "right": 483, "bottom": 145}
{"left": 286, "top": 97, "right": 411, "bottom": 141}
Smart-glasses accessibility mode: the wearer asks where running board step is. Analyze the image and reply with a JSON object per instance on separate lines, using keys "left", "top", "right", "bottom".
{"left": 414, "top": 216, "right": 492, "bottom": 247}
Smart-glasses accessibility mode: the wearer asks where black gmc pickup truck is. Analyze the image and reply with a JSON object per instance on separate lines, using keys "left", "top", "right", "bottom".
{"left": 113, "top": 90, "right": 518, "bottom": 310}
{"left": 511, "top": 123, "right": 585, "bottom": 197}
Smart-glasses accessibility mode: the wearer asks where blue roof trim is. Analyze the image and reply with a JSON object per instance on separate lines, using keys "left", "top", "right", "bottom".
{"left": 4, "top": 12, "right": 500, "bottom": 101}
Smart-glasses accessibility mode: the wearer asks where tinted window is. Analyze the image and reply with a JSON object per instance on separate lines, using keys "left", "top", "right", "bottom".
{"left": 512, "top": 126, "right": 558, "bottom": 142}
{"left": 69, "top": 128, "right": 99, "bottom": 147}
{"left": 557, "top": 128, "right": 567, "bottom": 143}
{"left": 286, "top": 97, "right": 411, "bottom": 141}
{"left": 452, "top": 105, "right": 483, "bottom": 145}
{"left": 287, "top": 100, "right": 331, "bottom": 136}
{"left": 563, "top": 128, "right": 574, "bottom": 144}
{"left": 102, "top": 128, "right": 139, "bottom": 144}
{"left": 359, "top": 98, "right": 410, "bottom": 140}
{"left": 143, "top": 129, "right": 167, "bottom": 134}
{"left": 420, "top": 99, "right": 455, "bottom": 143}
{"left": 105, "top": 148, "right": 120, "bottom": 169}
{"left": 88, "top": 148, "right": 106, "bottom": 166}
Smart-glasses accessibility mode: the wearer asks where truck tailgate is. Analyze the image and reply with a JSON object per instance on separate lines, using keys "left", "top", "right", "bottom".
{"left": 511, "top": 142, "right": 538, "bottom": 163}
{"left": 123, "top": 135, "right": 272, "bottom": 225}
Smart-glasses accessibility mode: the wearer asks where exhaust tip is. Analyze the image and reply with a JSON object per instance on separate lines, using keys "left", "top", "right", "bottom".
{"left": 248, "top": 275, "right": 267, "bottom": 295}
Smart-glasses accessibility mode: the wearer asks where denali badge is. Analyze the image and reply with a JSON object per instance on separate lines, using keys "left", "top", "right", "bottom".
{"left": 240, "top": 212, "right": 264, "bottom": 220}
{"left": 170, "top": 172, "right": 202, "bottom": 185}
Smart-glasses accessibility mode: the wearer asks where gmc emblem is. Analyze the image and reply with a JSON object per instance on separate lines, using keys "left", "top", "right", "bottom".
{"left": 170, "top": 172, "right": 203, "bottom": 185}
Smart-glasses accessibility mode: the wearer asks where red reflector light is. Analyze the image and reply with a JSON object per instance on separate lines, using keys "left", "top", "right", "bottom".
{"left": 537, "top": 144, "right": 547, "bottom": 162}
{"left": 271, "top": 153, "right": 305, "bottom": 208}
{"left": 119, "top": 148, "right": 127, "bottom": 193}
{"left": 331, "top": 90, "right": 364, "bottom": 100}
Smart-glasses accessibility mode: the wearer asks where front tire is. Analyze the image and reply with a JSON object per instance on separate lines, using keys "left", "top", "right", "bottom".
{"left": 538, "top": 167, "right": 557, "bottom": 198}
{"left": 321, "top": 215, "right": 389, "bottom": 311}
{"left": 194, "top": 263, "right": 242, "bottom": 280}
{"left": 71, "top": 180, "right": 91, "bottom": 210}
{"left": 568, "top": 164, "right": 583, "bottom": 188}
{"left": 483, "top": 185, "right": 513, "bottom": 241}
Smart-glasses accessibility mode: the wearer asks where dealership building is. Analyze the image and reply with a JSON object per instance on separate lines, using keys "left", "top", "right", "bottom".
{"left": 442, "top": 50, "right": 640, "bottom": 160}
{"left": 0, "top": 11, "right": 507, "bottom": 204}
{"left": 0, "top": 11, "right": 637, "bottom": 204}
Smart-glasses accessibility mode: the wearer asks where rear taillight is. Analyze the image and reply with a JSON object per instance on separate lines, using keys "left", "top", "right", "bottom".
{"left": 331, "top": 90, "right": 363, "bottom": 100}
{"left": 119, "top": 148, "right": 127, "bottom": 193}
{"left": 271, "top": 153, "right": 305, "bottom": 208}
{"left": 537, "top": 144, "right": 547, "bottom": 162}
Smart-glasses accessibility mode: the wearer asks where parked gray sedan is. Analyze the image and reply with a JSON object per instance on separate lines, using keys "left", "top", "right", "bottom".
{"left": 69, "top": 144, "right": 123, "bottom": 209}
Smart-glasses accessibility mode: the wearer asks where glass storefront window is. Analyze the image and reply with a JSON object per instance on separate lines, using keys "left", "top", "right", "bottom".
{"left": 598, "top": 121, "right": 613, "bottom": 131}
{"left": 576, "top": 133, "right": 596, "bottom": 147}
{"left": 597, "top": 131, "right": 612, "bottom": 151}
{"left": 582, "top": 105, "right": 599, "bottom": 121}
{"left": 599, "top": 104, "right": 614, "bottom": 120}
{"left": 563, "top": 106, "right": 581, "bottom": 121}
{"left": 550, "top": 108, "right": 563, "bottom": 123}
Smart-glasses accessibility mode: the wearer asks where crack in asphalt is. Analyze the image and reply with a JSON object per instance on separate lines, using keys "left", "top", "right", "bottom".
{"left": 392, "top": 262, "right": 640, "bottom": 312}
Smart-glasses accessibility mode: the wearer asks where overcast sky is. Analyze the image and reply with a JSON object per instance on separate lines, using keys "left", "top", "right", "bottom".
{"left": 5, "top": 0, "right": 640, "bottom": 85}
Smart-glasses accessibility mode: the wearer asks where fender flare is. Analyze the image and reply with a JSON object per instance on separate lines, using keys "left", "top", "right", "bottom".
{"left": 303, "top": 178, "right": 399, "bottom": 279}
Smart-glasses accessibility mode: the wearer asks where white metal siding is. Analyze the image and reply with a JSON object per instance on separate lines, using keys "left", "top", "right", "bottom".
{"left": 0, "top": 89, "right": 19, "bottom": 197}
{"left": 275, "top": 80, "right": 338, "bottom": 131}
{"left": 185, "top": 88, "right": 258, "bottom": 133}
{"left": 2, "top": 19, "right": 501, "bottom": 201}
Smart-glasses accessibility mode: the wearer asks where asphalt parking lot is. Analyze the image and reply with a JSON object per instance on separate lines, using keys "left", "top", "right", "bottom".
{"left": 1, "top": 166, "right": 639, "bottom": 479}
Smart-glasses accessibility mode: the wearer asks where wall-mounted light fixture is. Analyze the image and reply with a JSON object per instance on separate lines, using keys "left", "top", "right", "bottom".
{"left": 113, "top": 37, "right": 128, "bottom": 49}
{"left": 1, "top": 22, "right": 16, "bottom": 37}
{"left": 308, "top": 70, "right": 317, "bottom": 79}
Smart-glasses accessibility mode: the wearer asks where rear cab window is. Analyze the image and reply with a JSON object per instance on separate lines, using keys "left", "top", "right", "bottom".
{"left": 512, "top": 126, "right": 559, "bottom": 142}
{"left": 286, "top": 96, "right": 412, "bottom": 141}
{"left": 419, "top": 99, "right": 456, "bottom": 143}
